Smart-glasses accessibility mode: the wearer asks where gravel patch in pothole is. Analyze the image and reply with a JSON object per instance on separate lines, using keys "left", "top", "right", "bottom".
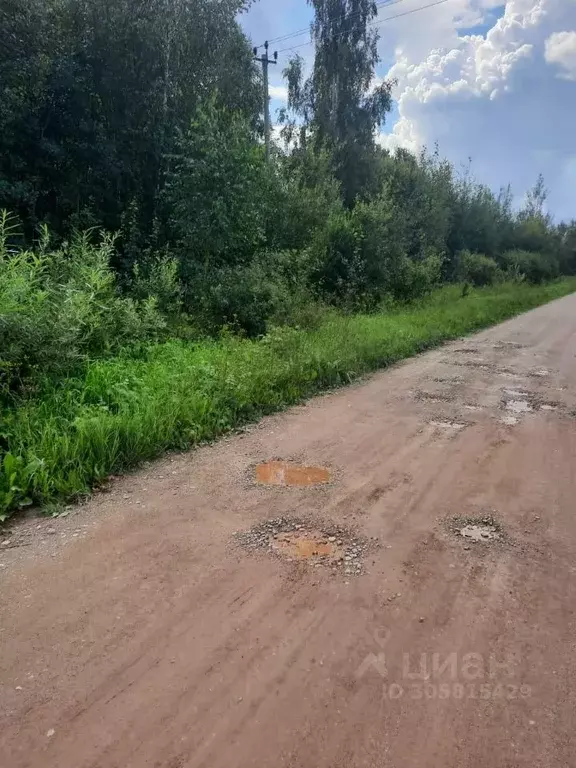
{"left": 432, "top": 376, "right": 463, "bottom": 384}
{"left": 446, "top": 515, "right": 504, "bottom": 546}
{"left": 505, "top": 399, "right": 533, "bottom": 414}
{"left": 459, "top": 524, "right": 500, "bottom": 542}
{"left": 429, "top": 420, "right": 467, "bottom": 431}
{"left": 415, "top": 391, "right": 455, "bottom": 403}
{"left": 500, "top": 390, "right": 561, "bottom": 418}
{"left": 492, "top": 341, "right": 525, "bottom": 350}
{"left": 450, "top": 360, "right": 493, "bottom": 371}
{"left": 233, "top": 517, "right": 374, "bottom": 575}
{"left": 504, "top": 389, "right": 531, "bottom": 399}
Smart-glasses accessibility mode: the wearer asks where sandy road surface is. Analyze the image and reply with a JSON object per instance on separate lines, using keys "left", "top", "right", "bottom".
{"left": 2, "top": 295, "right": 576, "bottom": 768}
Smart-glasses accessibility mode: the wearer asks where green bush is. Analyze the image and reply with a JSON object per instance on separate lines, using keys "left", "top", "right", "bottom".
{"left": 315, "top": 198, "right": 443, "bottom": 306}
{"left": 266, "top": 150, "right": 343, "bottom": 252}
{"left": 130, "top": 253, "right": 189, "bottom": 333}
{"left": 189, "top": 252, "right": 327, "bottom": 338}
{"left": 501, "top": 249, "right": 559, "bottom": 284}
{"left": 165, "top": 99, "right": 268, "bottom": 271}
{"left": 0, "top": 213, "right": 167, "bottom": 391}
{"left": 308, "top": 199, "right": 445, "bottom": 308}
{"left": 185, "top": 264, "right": 274, "bottom": 338}
{"left": 351, "top": 197, "right": 407, "bottom": 305}
{"left": 250, "top": 249, "right": 330, "bottom": 331}
{"left": 389, "top": 251, "right": 444, "bottom": 301}
{"left": 309, "top": 211, "right": 363, "bottom": 305}
{"left": 456, "top": 250, "right": 501, "bottom": 287}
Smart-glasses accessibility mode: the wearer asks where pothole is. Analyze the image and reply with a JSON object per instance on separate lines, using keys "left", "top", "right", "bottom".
{"left": 501, "top": 392, "right": 559, "bottom": 417}
{"left": 255, "top": 461, "right": 330, "bottom": 487}
{"left": 451, "top": 360, "right": 492, "bottom": 371}
{"left": 415, "top": 391, "right": 454, "bottom": 403}
{"left": 447, "top": 515, "right": 504, "bottom": 545}
{"left": 505, "top": 399, "right": 533, "bottom": 414}
{"left": 429, "top": 420, "right": 466, "bottom": 431}
{"left": 460, "top": 524, "right": 500, "bottom": 542}
{"left": 273, "top": 531, "right": 338, "bottom": 559}
{"left": 234, "top": 518, "right": 372, "bottom": 575}
{"left": 500, "top": 415, "right": 518, "bottom": 426}
{"left": 504, "top": 389, "right": 531, "bottom": 398}
{"left": 530, "top": 369, "right": 550, "bottom": 378}
{"left": 493, "top": 341, "right": 524, "bottom": 350}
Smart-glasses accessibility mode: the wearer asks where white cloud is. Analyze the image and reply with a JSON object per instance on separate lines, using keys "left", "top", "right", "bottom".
{"left": 377, "top": 0, "right": 576, "bottom": 219}
{"left": 241, "top": 0, "right": 576, "bottom": 219}
{"left": 269, "top": 84, "right": 289, "bottom": 101}
{"left": 545, "top": 30, "right": 576, "bottom": 79}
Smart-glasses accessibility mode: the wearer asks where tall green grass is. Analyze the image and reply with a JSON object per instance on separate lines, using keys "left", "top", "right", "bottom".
{"left": 1, "top": 280, "right": 575, "bottom": 519}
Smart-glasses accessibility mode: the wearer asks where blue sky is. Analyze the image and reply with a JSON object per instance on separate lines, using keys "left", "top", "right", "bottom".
{"left": 239, "top": 1, "right": 576, "bottom": 221}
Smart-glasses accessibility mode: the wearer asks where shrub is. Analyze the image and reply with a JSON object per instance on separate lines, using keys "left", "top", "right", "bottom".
{"left": 351, "top": 197, "right": 407, "bottom": 306}
{"left": 266, "top": 150, "right": 343, "bottom": 252}
{"left": 309, "top": 200, "right": 444, "bottom": 308}
{"left": 0, "top": 213, "right": 167, "bottom": 391}
{"left": 130, "top": 254, "right": 186, "bottom": 323}
{"left": 185, "top": 264, "right": 275, "bottom": 338}
{"left": 165, "top": 99, "right": 268, "bottom": 271}
{"left": 501, "top": 249, "right": 558, "bottom": 284}
{"left": 309, "top": 211, "right": 364, "bottom": 305}
{"left": 190, "top": 253, "right": 328, "bottom": 338}
{"left": 456, "top": 250, "right": 501, "bottom": 287}
{"left": 390, "top": 251, "right": 444, "bottom": 301}
{"left": 251, "top": 249, "right": 329, "bottom": 331}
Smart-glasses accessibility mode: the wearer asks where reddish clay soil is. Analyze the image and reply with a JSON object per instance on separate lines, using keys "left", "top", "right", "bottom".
{"left": 2, "top": 295, "right": 576, "bottom": 768}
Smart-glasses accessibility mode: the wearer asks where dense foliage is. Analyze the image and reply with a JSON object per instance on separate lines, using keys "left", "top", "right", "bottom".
{"left": 0, "top": 0, "right": 259, "bottom": 237}
{"left": 2, "top": 0, "right": 575, "bottom": 340}
{"left": 1, "top": 0, "right": 575, "bottom": 517}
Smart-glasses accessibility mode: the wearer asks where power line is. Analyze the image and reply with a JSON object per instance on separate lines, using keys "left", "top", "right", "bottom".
{"left": 256, "top": 0, "right": 404, "bottom": 49}
{"left": 276, "top": 0, "right": 450, "bottom": 55}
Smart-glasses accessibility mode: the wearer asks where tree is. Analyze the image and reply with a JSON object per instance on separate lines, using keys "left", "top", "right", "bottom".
{"left": 377, "top": 147, "right": 453, "bottom": 262}
{"left": 164, "top": 97, "right": 268, "bottom": 273}
{"left": 282, "top": 0, "right": 393, "bottom": 206}
{"left": 0, "top": 0, "right": 54, "bottom": 226}
{"left": 0, "top": 0, "right": 260, "bottom": 246}
{"left": 521, "top": 173, "right": 548, "bottom": 221}
{"left": 514, "top": 174, "right": 554, "bottom": 255}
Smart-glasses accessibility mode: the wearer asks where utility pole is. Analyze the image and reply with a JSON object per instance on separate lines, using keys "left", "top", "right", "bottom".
{"left": 253, "top": 41, "right": 277, "bottom": 162}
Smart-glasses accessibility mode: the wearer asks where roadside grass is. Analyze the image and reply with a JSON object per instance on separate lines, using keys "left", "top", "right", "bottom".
{"left": 1, "top": 280, "right": 575, "bottom": 520}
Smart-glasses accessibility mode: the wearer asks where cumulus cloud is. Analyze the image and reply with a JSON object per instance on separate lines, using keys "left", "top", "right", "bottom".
{"left": 376, "top": 0, "right": 576, "bottom": 219}
{"left": 545, "top": 30, "right": 576, "bottom": 79}
{"left": 240, "top": 0, "right": 576, "bottom": 219}
{"left": 269, "top": 84, "right": 289, "bottom": 101}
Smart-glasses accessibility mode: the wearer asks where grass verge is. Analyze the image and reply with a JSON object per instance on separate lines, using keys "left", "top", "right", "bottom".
{"left": 2, "top": 280, "right": 575, "bottom": 520}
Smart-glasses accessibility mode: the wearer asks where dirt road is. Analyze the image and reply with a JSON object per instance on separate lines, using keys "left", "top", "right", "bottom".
{"left": 2, "top": 295, "right": 576, "bottom": 768}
